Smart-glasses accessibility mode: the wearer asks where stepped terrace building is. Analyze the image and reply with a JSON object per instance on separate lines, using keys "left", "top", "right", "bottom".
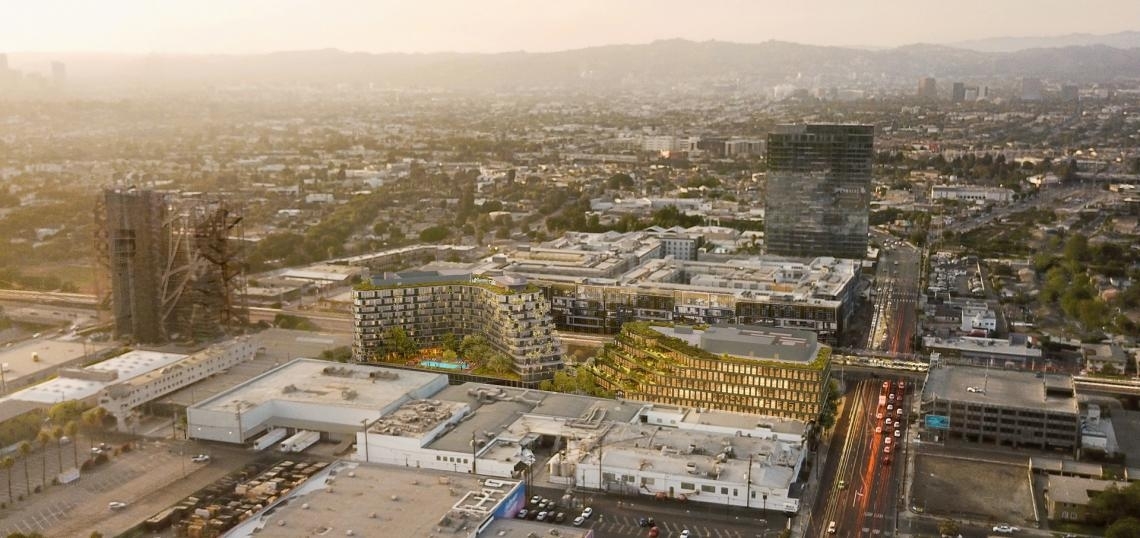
{"left": 352, "top": 270, "right": 562, "bottom": 385}
{"left": 591, "top": 323, "right": 833, "bottom": 422}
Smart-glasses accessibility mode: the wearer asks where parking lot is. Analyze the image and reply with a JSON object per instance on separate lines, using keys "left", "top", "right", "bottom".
{"left": 0, "top": 439, "right": 260, "bottom": 537}
{"left": 528, "top": 486, "right": 788, "bottom": 538}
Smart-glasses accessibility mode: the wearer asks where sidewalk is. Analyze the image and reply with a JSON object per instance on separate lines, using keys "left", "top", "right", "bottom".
{"left": 790, "top": 428, "right": 831, "bottom": 538}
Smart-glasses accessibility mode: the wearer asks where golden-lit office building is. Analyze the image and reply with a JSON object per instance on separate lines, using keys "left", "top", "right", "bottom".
{"left": 591, "top": 323, "right": 832, "bottom": 422}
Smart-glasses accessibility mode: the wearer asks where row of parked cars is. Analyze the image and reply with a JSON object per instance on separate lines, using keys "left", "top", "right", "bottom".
{"left": 517, "top": 496, "right": 593, "bottom": 527}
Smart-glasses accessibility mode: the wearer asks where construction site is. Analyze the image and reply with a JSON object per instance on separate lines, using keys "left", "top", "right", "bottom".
{"left": 95, "top": 187, "right": 248, "bottom": 344}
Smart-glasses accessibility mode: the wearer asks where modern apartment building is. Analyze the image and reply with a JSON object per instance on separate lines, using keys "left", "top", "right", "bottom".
{"left": 764, "top": 123, "right": 873, "bottom": 259}
{"left": 591, "top": 323, "right": 833, "bottom": 422}
{"left": 352, "top": 270, "right": 563, "bottom": 384}
{"left": 919, "top": 366, "right": 1080, "bottom": 455}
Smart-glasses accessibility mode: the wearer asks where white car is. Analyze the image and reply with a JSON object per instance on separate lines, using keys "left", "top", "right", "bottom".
{"left": 827, "top": 521, "right": 837, "bottom": 534}
{"left": 876, "top": 412, "right": 883, "bottom": 420}
{"left": 680, "top": 531, "right": 692, "bottom": 538}
{"left": 572, "top": 516, "right": 585, "bottom": 526}
{"left": 191, "top": 454, "right": 211, "bottom": 463}
{"left": 875, "top": 426, "right": 882, "bottom": 434}
{"left": 894, "top": 429, "right": 901, "bottom": 438}
{"left": 108, "top": 501, "right": 128, "bottom": 511}
{"left": 885, "top": 438, "right": 892, "bottom": 445}
{"left": 992, "top": 524, "right": 1019, "bottom": 534}
{"left": 581, "top": 507, "right": 593, "bottom": 519}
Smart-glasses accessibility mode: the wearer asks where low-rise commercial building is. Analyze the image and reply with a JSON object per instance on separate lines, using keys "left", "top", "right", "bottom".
{"left": 930, "top": 185, "right": 1015, "bottom": 203}
{"left": 187, "top": 358, "right": 807, "bottom": 513}
{"left": 922, "top": 334, "right": 1044, "bottom": 369}
{"left": 920, "top": 366, "right": 1080, "bottom": 454}
{"left": 592, "top": 323, "right": 832, "bottom": 422}
{"left": 470, "top": 232, "right": 860, "bottom": 343}
{"left": 1044, "top": 475, "right": 1130, "bottom": 522}
{"left": 98, "top": 336, "right": 258, "bottom": 428}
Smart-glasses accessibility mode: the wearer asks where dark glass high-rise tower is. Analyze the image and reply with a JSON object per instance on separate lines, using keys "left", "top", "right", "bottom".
{"left": 764, "top": 123, "right": 873, "bottom": 259}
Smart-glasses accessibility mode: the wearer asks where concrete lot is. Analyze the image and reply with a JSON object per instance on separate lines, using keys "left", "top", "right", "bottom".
{"left": 911, "top": 453, "right": 1035, "bottom": 527}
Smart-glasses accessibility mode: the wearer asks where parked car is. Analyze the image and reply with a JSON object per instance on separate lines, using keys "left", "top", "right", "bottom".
{"left": 516, "top": 509, "right": 529, "bottom": 519}
{"left": 581, "top": 507, "right": 593, "bottom": 519}
{"left": 536, "top": 511, "right": 549, "bottom": 522}
{"left": 992, "top": 524, "right": 1019, "bottom": 534}
{"left": 554, "top": 512, "right": 566, "bottom": 523}
{"left": 108, "top": 501, "right": 128, "bottom": 511}
{"left": 827, "top": 521, "right": 837, "bottom": 534}
{"left": 572, "top": 516, "right": 585, "bottom": 526}
{"left": 191, "top": 454, "right": 211, "bottom": 463}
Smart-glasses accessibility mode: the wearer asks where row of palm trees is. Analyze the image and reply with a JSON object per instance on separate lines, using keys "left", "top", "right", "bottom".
{"left": 0, "top": 407, "right": 108, "bottom": 506}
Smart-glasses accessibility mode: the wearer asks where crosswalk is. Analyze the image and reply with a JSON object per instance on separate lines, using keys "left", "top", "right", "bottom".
{"left": 859, "top": 511, "right": 892, "bottom": 537}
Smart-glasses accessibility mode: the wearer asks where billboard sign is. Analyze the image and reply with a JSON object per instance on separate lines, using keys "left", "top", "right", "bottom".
{"left": 924, "top": 414, "right": 950, "bottom": 430}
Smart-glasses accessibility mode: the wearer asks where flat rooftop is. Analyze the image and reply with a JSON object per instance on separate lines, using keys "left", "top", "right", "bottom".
{"left": 192, "top": 358, "right": 445, "bottom": 414}
{"left": 583, "top": 422, "right": 800, "bottom": 489}
{"left": 680, "top": 408, "right": 807, "bottom": 437}
{"left": 164, "top": 329, "right": 352, "bottom": 407}
{"left": 924, "top": 366, "right": 1078, "bottom": 414}
{"left": 0, "top": 338, "right": 113, "bottom": 385}
{"left": 651, "top": 324, "right": 822, "bottom": 364}
{"left": 226, "top": 461, "right": 514, "bottom": 538}
{"left": 3, "top": 350, "right": 185, "bottom": 404}
{"left": 923, "top": 336, "right": 1044, "bottom": 359}
{"left": 427, "top": 385, "right": 544, "bottom": 453}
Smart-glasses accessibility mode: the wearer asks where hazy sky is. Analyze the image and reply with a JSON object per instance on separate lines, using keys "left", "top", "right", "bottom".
{"left": 2, "top": 0, "right": 1138, "bottom": 54}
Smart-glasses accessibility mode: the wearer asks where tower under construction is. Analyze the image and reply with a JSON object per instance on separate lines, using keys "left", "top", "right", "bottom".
{"left": 96, "top": 188, "right": 247, "bottom": 344}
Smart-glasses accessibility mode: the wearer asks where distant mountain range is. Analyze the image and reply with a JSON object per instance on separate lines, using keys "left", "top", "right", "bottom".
{"left": 10, "top": 36, "right": 1140, "bottom": 90}
{"left": 950, "top": 31, "right": 1140, "bottom": 52}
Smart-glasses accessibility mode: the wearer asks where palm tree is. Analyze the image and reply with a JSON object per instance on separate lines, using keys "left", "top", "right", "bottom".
{"left": 1, "top": 455, "right": 14, "bottom": 504}
{"left": 81, "top": 407, "right": 109, "bottom": 448}
{"left": 64, "top": 421, "right": 79, "bottom": 467}
{"left": 18, "top": 441, "right": 32, "bottom": 497}
{"left": 51, "top": 425, "right": 65, "bottom": 471}
{"left": 36, "top": 429, "right": 52, "bottom": 490}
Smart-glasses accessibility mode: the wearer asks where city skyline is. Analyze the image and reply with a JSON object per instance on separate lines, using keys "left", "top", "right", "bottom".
{"left": 1, "top": 0, "right": 1138, "bottom": 55}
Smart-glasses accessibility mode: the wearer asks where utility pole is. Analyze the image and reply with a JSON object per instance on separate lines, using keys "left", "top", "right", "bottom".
{"left": 471, "top": 432, "right": 478, "bottom": 475}
{"left": 745, "top": 453, "right": 753, "bottom": 509}
{"left": 361, "top": 418, "right": 371, "bottom": 462}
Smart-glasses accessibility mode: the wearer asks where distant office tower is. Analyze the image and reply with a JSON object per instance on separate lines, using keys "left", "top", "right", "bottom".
{"left": 765, "top": 124, "right": 873, "bottom": 259}
{"left": 917, "top": 77, "right": 937, "bottom": 99}
{"left": 1061, "top": 84, "right": 1079, "bottom": 102}
{"left": 963, "top": 86, "right": 979, "bottom": 101}
{"left": 951, "top": 82, "right": 966, "bottom": 103}
{"left": 1020, "top": 77, "right": 1043, "bottom": 101}
{"left": 50, "top": 61, "right": 65, "bottom": 87}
